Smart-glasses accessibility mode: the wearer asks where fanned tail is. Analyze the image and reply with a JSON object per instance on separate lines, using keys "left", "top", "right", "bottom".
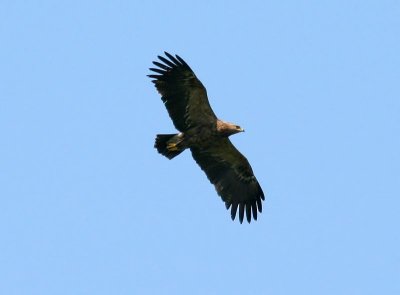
{"left": 154, "top": 134, "right": 184, "bottom": 159}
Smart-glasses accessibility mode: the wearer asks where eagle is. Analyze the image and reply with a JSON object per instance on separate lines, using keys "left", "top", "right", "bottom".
{"left": 148, "top": 52, "right": 265, "bottom": 223}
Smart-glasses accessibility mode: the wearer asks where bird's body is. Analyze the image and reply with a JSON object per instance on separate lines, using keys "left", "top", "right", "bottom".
{"left": 157, "top": 120, "right": 243, "bottom": 154}
{"left": 148, "top": 52, "right": 265, "bottom": 223}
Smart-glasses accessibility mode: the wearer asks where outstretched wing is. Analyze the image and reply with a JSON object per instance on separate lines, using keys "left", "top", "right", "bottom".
{"left": 148, "top": 52, "right": 217, "bottom": 132}
{"left": 191, "top": 139, "right": 265, "bottom": 223}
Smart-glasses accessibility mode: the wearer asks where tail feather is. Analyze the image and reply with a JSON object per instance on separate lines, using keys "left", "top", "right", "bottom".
{"left": 154, "top": 134, "right": 184, "bottom": 159}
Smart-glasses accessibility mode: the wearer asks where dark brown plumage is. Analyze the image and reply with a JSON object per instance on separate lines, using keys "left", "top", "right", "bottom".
{"left": 148, "top": 52, "right": 265, "bottom": 223}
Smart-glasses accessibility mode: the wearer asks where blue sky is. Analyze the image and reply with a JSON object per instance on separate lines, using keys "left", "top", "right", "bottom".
{"left": 1, "top": 1, "right": 399, "bottom": 294}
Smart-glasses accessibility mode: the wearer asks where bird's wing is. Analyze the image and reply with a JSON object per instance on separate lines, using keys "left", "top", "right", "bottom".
{"left": 148, "top": 52, "right": 217, "bottom": 132}
{"left": 191, "top": 138, "right": 264, "bottom": 223}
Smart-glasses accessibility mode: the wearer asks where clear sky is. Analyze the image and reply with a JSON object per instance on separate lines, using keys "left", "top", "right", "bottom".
{"left": 1, "top": 1, "right": 399, "bottom": 294}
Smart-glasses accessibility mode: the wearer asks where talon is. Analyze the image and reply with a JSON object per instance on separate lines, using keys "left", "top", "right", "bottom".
{"left": 167, "top": 142, "right": 179, "bottom": 151}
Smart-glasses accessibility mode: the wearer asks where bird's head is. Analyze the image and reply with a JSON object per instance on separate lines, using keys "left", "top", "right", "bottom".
{"left": 217, "top": 120, "right": 245, "bottom": 137}
{"left": 235, "top": 125, "right": 245, "bottom": 133}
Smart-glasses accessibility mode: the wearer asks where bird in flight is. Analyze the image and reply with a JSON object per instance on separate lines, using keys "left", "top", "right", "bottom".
{"left": 148, "top": 52, "right": 265, "bottom": 223}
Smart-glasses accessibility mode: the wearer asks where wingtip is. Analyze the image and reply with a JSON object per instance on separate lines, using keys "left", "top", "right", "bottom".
{"left": 229, "top": 201, "right": 259, "bottom": 224}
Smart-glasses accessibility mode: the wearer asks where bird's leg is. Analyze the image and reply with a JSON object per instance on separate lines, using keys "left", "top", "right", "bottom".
{"left": 167, "top": 142, "right": 179, "bottom": 151}
{"left": 166, "top": 133, "right": 185, "bottom": 151}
